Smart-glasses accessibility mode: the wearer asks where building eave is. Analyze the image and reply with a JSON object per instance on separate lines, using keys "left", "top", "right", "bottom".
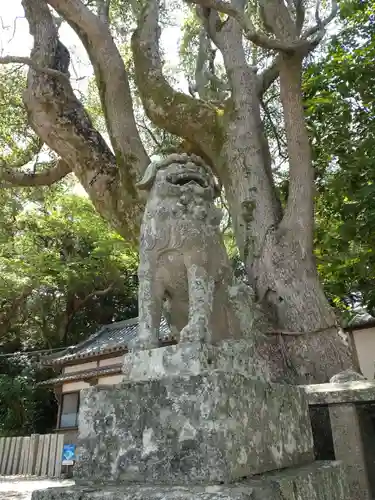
{"left": 39, "top": 364, "right": 123, "bottom": 387}
{"left": 41, "top": 315, "right": 175, "bottom": 367}
{"left": 42, "top": 337, "right": 177, "bottom": 367}
{"left": 42, "top": 345, "right": 130, "bottom": 367}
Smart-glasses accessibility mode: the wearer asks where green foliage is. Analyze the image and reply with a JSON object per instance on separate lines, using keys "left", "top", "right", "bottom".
{"left": 0, "top": 184, "right": 138, "bottom": 350}
{"left": 179, "top": 10, "right": 201, "bottom": 80}
{"left": 0, "top": 353, "right": 56, "bottom": 437}
{"left": 0, "top": 66, "right": 40, "bottom": 168}
{"left": 1, "top": 0, "right": 375, "bottom": 434}
{"left": 0, "top": 183, "right": 139, "bottom": 436}
{"left": 305, "top": 0, "right": 375, "bottom": 312}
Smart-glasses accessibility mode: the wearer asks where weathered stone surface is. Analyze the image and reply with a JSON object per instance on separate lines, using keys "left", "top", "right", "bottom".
{"left": 31, "top": 461, "right": 351, "bottom": 500}
{"left": 330, "top": 369, "right": 367, "bottom": 383}
{"left": 304, "top": 381, "right": 375, "bottom": 499}
{"left": 329, "top": 404, "right": 371, "bottom": 500}
{"left": 136, "top": 154, "right": 269, "bottom": 350}
{"left": 122, "top": 341, "right": 272, "bottom": 382}
{"left": 74, "top": 373, "right": 313, "bottom": 485}
{"left": 303, "top": 380, "right": 375, "bottom": 405}
{"left": 251, "top": 461, "right": 351, "bottom": 500}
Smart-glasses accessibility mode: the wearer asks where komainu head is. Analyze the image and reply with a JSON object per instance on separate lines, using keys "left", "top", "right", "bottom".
{"left": 136, "top": 153, "right": 221, "bottom": 200}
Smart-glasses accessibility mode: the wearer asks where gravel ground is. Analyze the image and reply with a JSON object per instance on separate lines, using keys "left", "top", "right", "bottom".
{"left": 0, "top": 477, "right": 74, "bottom": 500}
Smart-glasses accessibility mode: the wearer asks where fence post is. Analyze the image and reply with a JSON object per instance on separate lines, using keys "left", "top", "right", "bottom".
{"left": 27, "top": 434, "right": 38, "bottom": 475}
{"left": 35, "top": 434, "right": 44, "bottom": 476}
{"left": 6, "top": 438, "right": 16, "bottom": 475}
{"left": 54, "top": 434, "right": 65, "bottom": 478}
{"left": 41, "top": 434, "right": 50, "bottom": 477}
{"left": 0, "top": 437, "right": 11, "bottom": 475}
{"left": 0, "top": 438, "right": 5, "bottom": 474}
{"left": 48, "top": 434, "right": 58, "bottom": 477}
{"left": 11, "top": 436, "right": 22, "bottom": 475}
{"left": 21, "top": 436, "right": 31, "bottom": 475}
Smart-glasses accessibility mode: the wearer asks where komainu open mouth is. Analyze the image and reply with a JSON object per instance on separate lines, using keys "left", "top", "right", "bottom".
{"left": 167, "top": 171, "right": 208, "bottom": 188}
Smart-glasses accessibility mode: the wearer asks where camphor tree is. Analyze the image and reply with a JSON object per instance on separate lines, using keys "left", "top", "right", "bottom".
{"left": 0, "top": 0, "right": 356, "bottom": 382}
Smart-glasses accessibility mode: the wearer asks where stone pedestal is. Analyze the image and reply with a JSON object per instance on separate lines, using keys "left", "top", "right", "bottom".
{"left": 305, "top": 379, "right": 375, "bottom": 500}
{"left": 329, "top": 403, "right": 371, "bottom": 500}
{"left": 32, "top": 342, "right": 351, "bottom": 500}
{"left": 122, "top": 341, "right": 273, "bottom": 381}
{"left": 32, "top": 462, "right": 350, "bottom": 500}
{"left": 75, "top": 373, "right": 313, "bottom": 484}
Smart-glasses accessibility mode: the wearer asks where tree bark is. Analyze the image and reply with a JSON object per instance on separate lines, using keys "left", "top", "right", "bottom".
{"left": 211, "top": 17, "right": 282, "bottom": 286}
{"left": 16, "top": 0, "right": 355, "bottom": 383}
{"left": 131, "top": 3, "right": 354, "bottom": 381}
{"left": 47, "top": 0, "right": 150, "bottom": 189}
{"left": 251, "top": 52, "right": 353, "bottom": 382}
{"left": 21, "top": 0, "right": 146, "bottom": 239}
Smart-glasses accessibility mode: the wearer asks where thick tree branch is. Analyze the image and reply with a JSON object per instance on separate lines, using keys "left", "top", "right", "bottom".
{"left": 189, "top": 0, "right": 305, "bottom": 51}
{"left": 46, "top": 0, "right": 149, "bottom": 187}
{"left": 190, "top": 28, "right": 229, "bottom": 101}
{"left": 76, "top": 282, "right": 115, "bottom": 311}
{"left": 279, "top": 53, "right": 314, "bottom": 254}
{"left": 295, "top": 0, "right": 305, "bottom": 35}
{"left": 196, "top": 6, "right": 282, "bottom": 274}
{"left": 304, "top": 0, "right": 338, "bottom": 38}
{"left": 21, "top": 0, "right": 143, "bottom": 238}
{"left": 132, "top": 0, "right": 222, "bottom": 164}
{"left": 62, "top": 281, "right": 115, "bottom": 342}
{"left": 0, "top": 158, "right": 71, "bottom": 187}
{"left": 189, "top": 0, "right": 332, "bottom": 54}
{"left": 258, "top": 0, "right": 297, "bottom": 41}
{"left": 96, "top": 0, "right": 111, "bottom": 23}
{"left": 258, "top": 56, "right": 281, "bottom": 95}
{"left": 192, "top": 27, "right": 211, "bottom": 99}
{"left": 0, "top": 56, "right": 69, "bottom": 80}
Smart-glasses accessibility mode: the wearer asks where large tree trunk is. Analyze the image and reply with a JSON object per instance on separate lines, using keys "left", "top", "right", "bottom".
{"left": 206, "top": 16, "right": 354, "bottom": 383}
{"left": 255, "top": 53, "right": 353, "bottom": 382}
{"left": 220, "top": 116, "right": 354, "bottom": 382}
{"left": 16, "top": 0, "right": 355, "bottom": 384}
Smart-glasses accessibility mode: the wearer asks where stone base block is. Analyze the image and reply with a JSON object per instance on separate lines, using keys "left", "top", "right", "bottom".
{"left": 122, "top": 341, "right": 272, "bottom": 382}
{"left": 31, "top": 461, "right": 350, "bottom": 500}
{"left": 75, "top": 372, "right": 313, "bottom": 485}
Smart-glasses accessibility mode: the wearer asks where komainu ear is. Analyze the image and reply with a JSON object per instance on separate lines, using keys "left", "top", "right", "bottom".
{"left": 136, "top": 161, "right": 159, "bottom": 190}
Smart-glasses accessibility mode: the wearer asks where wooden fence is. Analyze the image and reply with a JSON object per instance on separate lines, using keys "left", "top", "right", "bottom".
{"left": 0, "top": 433, "right": 65, "bottom": 477}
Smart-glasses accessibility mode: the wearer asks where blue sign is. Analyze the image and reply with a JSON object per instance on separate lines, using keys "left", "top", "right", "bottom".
{"left": 62, "top": 444, "right": 76, "bottom": 465}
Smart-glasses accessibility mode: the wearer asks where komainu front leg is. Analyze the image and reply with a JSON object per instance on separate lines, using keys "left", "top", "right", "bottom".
{"left": 137, "top": 269, "right": 164, "bottom": 350}
{"left": 179, "top": 265, "right": 214, "bottom": 344}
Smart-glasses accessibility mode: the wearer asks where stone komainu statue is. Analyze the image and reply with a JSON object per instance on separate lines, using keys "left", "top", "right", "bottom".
{"left": 136, "top": 153, "right": 259, "bottom": 349}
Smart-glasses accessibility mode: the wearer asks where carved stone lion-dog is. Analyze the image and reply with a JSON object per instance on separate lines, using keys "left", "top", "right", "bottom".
{"left": 136, "top": 153, "right": 258, "bottom": 349}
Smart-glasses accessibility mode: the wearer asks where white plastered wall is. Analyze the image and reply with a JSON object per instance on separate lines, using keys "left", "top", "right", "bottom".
{"left": 352, "top": 327, "right": 375, "bottom": 379}
{"left": 98, "top": 375, "right": 124, "bottom": 385}
{"left": 62, "top": 381, "right": 90, "bottom": 393}
{"left": 99, "top": 355, "right": 124, "bottom": 367}
{"left": 64, "top": 361, "right": 98, "bottom": 374}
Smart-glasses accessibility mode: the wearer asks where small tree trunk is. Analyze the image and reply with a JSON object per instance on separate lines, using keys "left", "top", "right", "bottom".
{"left": 255, "top": 53, "right": 355, "bottom": 382}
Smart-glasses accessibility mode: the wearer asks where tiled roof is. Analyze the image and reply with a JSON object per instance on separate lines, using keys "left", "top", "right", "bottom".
{"left": 43, "top": 316, "right": 173, "bottom": 366}
{"left": 39, "top": 364, "right": 123, "bottom": 386}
